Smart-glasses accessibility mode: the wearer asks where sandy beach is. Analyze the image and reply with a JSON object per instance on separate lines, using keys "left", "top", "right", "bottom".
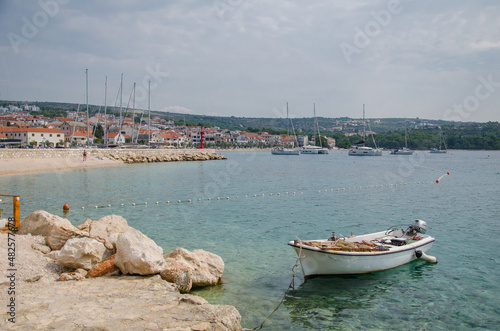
{"left": 0, "top": 148, "right": 225, "bottom": 177}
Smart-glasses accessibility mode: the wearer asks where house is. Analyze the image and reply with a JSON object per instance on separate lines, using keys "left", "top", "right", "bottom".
{"left": 0, "top": 127, "right": 65, "bottom": 147}
{"left": 105, "top": 132, "right": 130, "bottom": 145}
{"left": 152, "top": 131, "right": 185, "bottom": 146}
{"left": 65, "top": 131, "right": 95, "bottom": 147}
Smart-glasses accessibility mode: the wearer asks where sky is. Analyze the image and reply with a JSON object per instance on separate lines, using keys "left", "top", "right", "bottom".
{"left": 0, "top": 0, "right": 499, "bottom": 122}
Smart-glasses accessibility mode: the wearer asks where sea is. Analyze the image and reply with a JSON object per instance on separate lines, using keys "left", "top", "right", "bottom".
{"left": 1, "top": 150, "right": 499, "bottom": 330}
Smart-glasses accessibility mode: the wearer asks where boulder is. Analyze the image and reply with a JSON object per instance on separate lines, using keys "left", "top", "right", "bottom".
{"left": 88, "top": 254, "right": 118, "bottom": 278}
{"left": 88, "top": 215, "right": 130, "bottom": 250}
{"left": 56, "top": 237, "right": 111, "bottom": 270}
{"left": 76, "top": 219, "right": 93, "bottom": 234}
{"left": 164, "top": 248, "right": 224, "bottom": 287}
{"left": 18, "top": 210, "right": 85, "bottom": 250}
{"left": 114, "top": 229, "right": 165, "bottom": 275}
{"left": 160, "top": 260, "right": 193, "bottom": 293}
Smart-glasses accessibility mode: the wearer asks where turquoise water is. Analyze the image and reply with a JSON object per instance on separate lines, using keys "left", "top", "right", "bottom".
{"left": 1, "top": 150, "right": 499, "bottom": 330}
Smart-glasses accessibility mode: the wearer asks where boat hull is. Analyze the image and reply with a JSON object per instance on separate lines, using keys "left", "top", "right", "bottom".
{"left": 390, "top": 149, "right": 414, "bottom": 155}
{"left": 272, "top": 149, "right": 300, "bottom": 155}
{"left": 288, "top": 237, "right": 434, "bottom": 276}
{"left": 348, "top": 149, "right": 383, "bottom": 156}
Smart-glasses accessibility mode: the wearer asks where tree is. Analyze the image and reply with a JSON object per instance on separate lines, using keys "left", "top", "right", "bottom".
{"left": 94, "top": 124, "right": 104, "bottom": 139}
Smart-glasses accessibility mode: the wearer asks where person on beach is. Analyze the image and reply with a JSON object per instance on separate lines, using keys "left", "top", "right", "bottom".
{"left": 83, "top": 150, "right": 87, "bottom": 161}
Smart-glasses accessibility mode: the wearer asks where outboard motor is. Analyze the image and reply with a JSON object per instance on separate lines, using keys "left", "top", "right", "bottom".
{"left": 410, "top": 219, "right": 427, "bottom": 234}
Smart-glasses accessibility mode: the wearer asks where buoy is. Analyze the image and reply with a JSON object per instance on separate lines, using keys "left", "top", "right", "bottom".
{"left": 447, "top": 172, "right": 450, "bottom": 175}
{"left": 156, "top": 201, "right": 159, "bottom": 204}
{"left": 436, "top": 179, "right": 439, "bottom": 183}
{"left": 63, "top": 204, "right": 69, "bottom": 211}
{"left": 108, "top": 204, "right": 111, "bottom": 207}
{"left": 144, "top": 202, "right": 147, "bottom": 205}
{"left": 132, "top": 203, "right": 136, "bottom": 206}
{"left": 81, "top": 207, "right": 84, "bottom": 209}
{"left": 415, "top": 250, "right": 438, "bottom": 263}
{"left": 95, "top": 206, "right": 98, "bottom": 208}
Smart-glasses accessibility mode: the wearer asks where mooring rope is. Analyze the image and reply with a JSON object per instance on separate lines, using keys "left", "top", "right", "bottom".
{"left": 245, "top": 241, "right": 304, "bottom": 331}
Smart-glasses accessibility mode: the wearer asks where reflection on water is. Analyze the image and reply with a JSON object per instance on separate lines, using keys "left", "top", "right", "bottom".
{"left": 284, "top": 261, "right": 436, "bottom": 330}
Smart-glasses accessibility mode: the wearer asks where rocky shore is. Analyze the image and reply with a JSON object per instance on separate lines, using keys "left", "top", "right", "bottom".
{"left": 0, "top": 148, "right": 226, "bottom": 176}
{"left": 0, "top": 211, "right": 242, "bottom": 330}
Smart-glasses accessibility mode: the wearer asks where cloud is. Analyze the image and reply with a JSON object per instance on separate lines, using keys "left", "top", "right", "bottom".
{"left": 0, "top": 0, "right": 499, "bottom": 122}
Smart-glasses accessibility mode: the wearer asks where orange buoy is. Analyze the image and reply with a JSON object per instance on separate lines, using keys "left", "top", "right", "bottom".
{"left": 436, "top": 180, "right": 439, "bottom": 183}
{"left": 447, "top": 172, "right": 450, "bottom": 175}
{"left": 63, "top": 204, "right": 69, "bottom": 211}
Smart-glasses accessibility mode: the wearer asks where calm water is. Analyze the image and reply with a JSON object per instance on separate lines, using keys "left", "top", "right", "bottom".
{"left": 1, "top": 150, "right": 499, "bottom": 330}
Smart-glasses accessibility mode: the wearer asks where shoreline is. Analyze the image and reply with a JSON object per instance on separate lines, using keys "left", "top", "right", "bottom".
{"left": 0, "top": 149, "right": 226, "bottom": 177}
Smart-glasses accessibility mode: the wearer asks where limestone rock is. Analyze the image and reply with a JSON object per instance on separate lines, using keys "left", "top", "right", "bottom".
{"left": 114, "top": 229, "right": 165, "bottom": 275}
{"left": 88, "top": 254, "right": 118, "bottom": 278}
{"left": 76, "top": 218, "right": 93, "bottom": 234}
{"left": 160, "top": 260, "right": 193, "bottom": 293}
{"left": 31, "top": 242, "right": 51, "bottom": 254}
{"left": 59, "top": 272, "right": 85, "bottom": 281}
{"left": 164, "top": 248, "right": 224, "bottom": 287}
{"left": 88, "top": 214, "right": 130, "bottom": 250}
{"left": 18, "top": 210, "right": 86, "bottom": 250}
{"left": 56, "top": 237, "right": 111, "bottom": 270}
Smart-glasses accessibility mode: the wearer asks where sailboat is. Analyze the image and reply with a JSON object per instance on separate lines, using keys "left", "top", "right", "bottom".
{"left": 390, "top": 120, "right": 414, "bottom": 155}
{"left": 348, "top": 104, "right": 383, "bottom": 156}
{"left": 430, "top": 127, "right": 447, "bottom": 153}
{"left": 272, "top": 103, "right": 300, "bottom": 155}
{"left": 301, "top": 103, "right": 329, "bottom": 154}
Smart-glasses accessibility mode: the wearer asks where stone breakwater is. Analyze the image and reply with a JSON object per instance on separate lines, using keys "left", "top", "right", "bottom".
{"left": 0, "top": 148, "right": 226, "bottom": 163}
{"left": 0, "top": 211, "right": 242, "bottom": 330}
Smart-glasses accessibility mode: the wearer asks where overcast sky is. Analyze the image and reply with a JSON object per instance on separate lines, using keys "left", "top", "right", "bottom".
{"left": 1, "top": 1, "right": 499, "bottom": 122}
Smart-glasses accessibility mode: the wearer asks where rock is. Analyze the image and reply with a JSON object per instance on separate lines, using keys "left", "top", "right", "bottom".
{"left": 32, "top": 242, "right": 51, "bottom": 254}
{"left": 59, "top": 272, "right": 85, "bottom": 281}
{"left": 18, "top": 210, "right": 86, "bottom": 250}
{"left": 56, "top": 237, "right": 111, "bottom": 270}
{"left": 88, "top": 215, "right": 130, "bottom": 250}
{"left": 88, "top": 254, "right": 118, "bottom": 278}
{"left": 76, "top": 218, "right": 93, "bottom": 234}
{"left": 164, "top": 248, "right": 224, "bottom": 287}
{"left": 75, "top": 268, "right": 88, "bottom": 278}
{"left": 114, "top": 229, "right": 165, "bottom": 275}
{"left": 160, "top": 260, "right": 193, "bottom": 293}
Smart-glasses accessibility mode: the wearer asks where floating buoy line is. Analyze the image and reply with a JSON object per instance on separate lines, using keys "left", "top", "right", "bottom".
{"left": 67, "top": 176, "right": 449, "bottom": 212}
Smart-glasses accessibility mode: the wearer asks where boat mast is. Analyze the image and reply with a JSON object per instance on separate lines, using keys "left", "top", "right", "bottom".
{"left": 362, "top": 104, "right": 366, "bottom": 144}
{"left": 119, "top": 73, "right": 123, "bottom": 130}
{"left": 148, "top": 80, "right": 151, "bottom": 147}
{"left": 315, "top": 103, "right": 323, "bottom": 148}
{"left": 132, "top": 82, "right": 136, "bottom": 145}
{"left": 86, "top": 68, "right": 89, "bottom": 147}
{"left": 404, "top": 119, "right": 408, "bottom": 148}
{"left": 104, "top": 75, "right": 108, "bottom": 148}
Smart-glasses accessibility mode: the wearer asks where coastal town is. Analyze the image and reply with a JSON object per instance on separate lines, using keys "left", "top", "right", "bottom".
{"left": 0, "top": 103, "right": 335, "bottom": 149}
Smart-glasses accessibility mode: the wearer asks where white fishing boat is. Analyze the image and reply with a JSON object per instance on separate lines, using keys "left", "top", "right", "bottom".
{"left": 348, "top": 104, "right": 382, "bottom": 156}
{"left": 288, "top": 219, "right": 437, "bottom": 277}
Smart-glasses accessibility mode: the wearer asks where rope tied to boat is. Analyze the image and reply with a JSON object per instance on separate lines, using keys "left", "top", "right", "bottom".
{"left": 245, "top": 240, "right": 304, "bottom": 331}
